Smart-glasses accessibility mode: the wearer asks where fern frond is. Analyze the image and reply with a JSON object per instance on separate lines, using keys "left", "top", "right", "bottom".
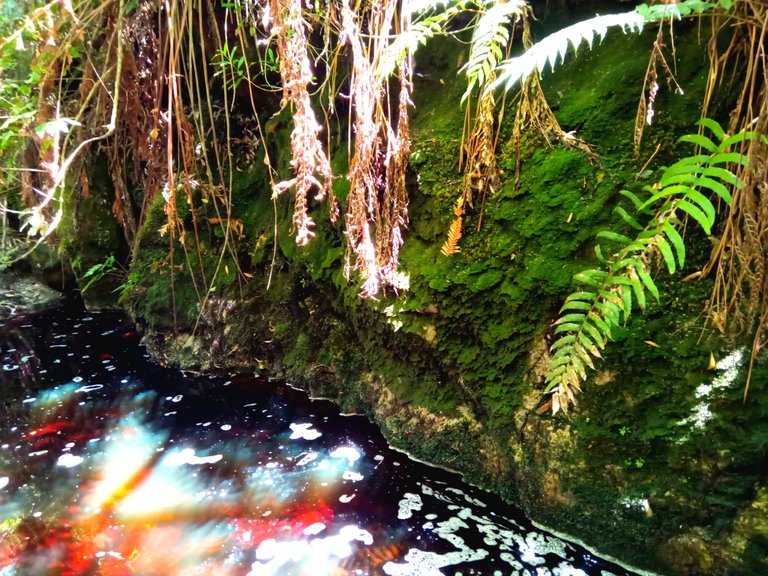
{"left": 544, "top": 119, "right": 750, "bottom": 414}
{"left": 377, "top": 0, "right": 480, "bottom": 80}
{"left": 491, "top": 12, "right": 645, "bottom": 93}
{"left": 461, "top": 1, "right": 527, "bottom": 103}
{"left": 490, "top": 0, "right": 731, "bottom": 94}
{"left": 440, "top": 201, "right": 464, "bottom": 256}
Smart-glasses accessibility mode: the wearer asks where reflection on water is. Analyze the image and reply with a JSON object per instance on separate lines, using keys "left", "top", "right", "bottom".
{"left": 0, "top": 307, "right": 636, "bottom": 575}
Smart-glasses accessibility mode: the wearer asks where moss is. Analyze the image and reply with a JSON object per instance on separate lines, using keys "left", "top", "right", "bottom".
{"left": 115, "top": 13, "right": 768, "bottom": 576}
{"left": 59, "top": 154, "right": 128, "bottom": 307}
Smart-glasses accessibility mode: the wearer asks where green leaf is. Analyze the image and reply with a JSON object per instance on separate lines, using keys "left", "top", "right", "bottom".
{"left": 565, "top": 291, "right": 597, "bottom": 303}
{"left": 577, "top": 331, "right": 596, "bottom": 353}
{"left": 718, "top": 131, "right": 755, "bottom": 152}
{"left": 550, "top": 355, "right": 574, "bottom": 369}
{"left": 556, "top": 313, "right": 586, "bottom": 325}
{"left": 561, "top": 300, "right": 594, "bottom": 312}
{"left": 619, "top": 189, "right": 646, "bottom": 211}
{"left": 701, "top": 166, "right": 742, "bottom": 187}
{"left": 630, "top": 275, "right": 646, "bottom": 310}
{"left": 614, "top": 206, "right": 644, "bottom": 230}
{"left": 656, "top": 236, "right": 677, "bottom": 273}
{"left": 576, "top": 345, "right": 596, "bottom": 369}
{"left": 574, "top": 269, "right": 609, "bottom": 288}
{"left": 641, "top": 184, "right": 695, "bottom": 210}
{"left": 677, "top": 198, "right": 712, "bottom": 234}
{"left": 678, "top": 133, "right": 718, "bottom": 153}
{"left": 697, "top": 117, "right": 725, "bottom": 140}
{"left": 634, "top": 262, "right": 660, "bottom": 301}
{"left": 597, "top": 231, "right": 635, "bottom": 245}
{"left": 551, "top": 334, "right": 577, "bottom": 351}
{"left": 709, "top": 151, "right": 749, "bottom": 166}
{"left": 695, "top": 176, "right": 732, "bottom": 206}
{"left": 684, "top": 188, "right": 716, "bottom": 228}
{"left": 621, "top": 286, "right": 632, "bottom": 323}
{"left": 587, "top": 310, "right": 612, "bottom": 335}
{"left": 555, "top": 322, "right": 582, "bottom": 334}
{"left": 582, "top": 320, "right": 606, "bottom": 349}
{"left": 597, "top": 299, "right": 621, "bottom": 325}
{"left": 661, "top": 222, "right": 685, "bottom": 268}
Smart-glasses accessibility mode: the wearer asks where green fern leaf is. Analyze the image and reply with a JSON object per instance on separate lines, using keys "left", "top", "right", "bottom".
{"left": 676, "top": 198, "right": 712, "bottom": 234}
{"left": 550, "top": 334, "right": 577, "bottom": 351}
{"left": 597, "top": 230, "right": 635, "bottom": 245}
{"left": 656, "top": 236, "right": 677, "bottom": 273}
{"left": 634, "top": 261, "right": 660, "bottom": 301}
{"left": 718, "top": 131, "right": 755, "bottom": 152}
{"left": 709, "top": 151, "right": 749, "bottom": 166}
{"left": 555, "top": 322, "right": 582, "bottom": 334}
{"left": 597, "top": 299, "right": 621, "bottom": 325}
{"left": 620, "top": 189, "right": 647, "bottom": 211}
{"left": 574, "top": 269, "right": 609, "bottom": 287}
{"left": 630, "top": 275, "right": 646, "bottom": 310}
{"left": 678, "top": 133, "right": 718, "bottom": 153}
{"left": 561, "top": 300, "right": 594, "bottom": 312}
{"left": 576, "top": 345, "right": 596, "bottom": 369}
{"left": 684, "top": 189, "right": 716, "bottom": 227}
{"left": 614, "top": 206, "right": 644, "bottom": 230}
{"left": 641, "top": 184, "right": 696, "bottom": 209}
{"left": 556, "top": 313, "right": 587, "bottom": 325}
{"left": 701, "top": 166, "right": 743, "bottom": 188}
{"left": 694, "top": 176, "right": 731, "bottom": 206}
{"left": 582, "top": 320, "right": 607, "bottom": 349}
{"left": 587, "top": 311, "right": 613, "bottom": 336}
{"left": 621, "top": 286, "right": 632, "bottom": 323}
{"left": 577, "top": 331, "right": 598, "bottom": 354}
{"left": 565, "top": 291, "right": 597, "bottom": 303}
{"left": 661, "top": 222, "right": 686, "bottom": 268}
{"left": 697, "top": 117, "right": 725, "bottom": 140}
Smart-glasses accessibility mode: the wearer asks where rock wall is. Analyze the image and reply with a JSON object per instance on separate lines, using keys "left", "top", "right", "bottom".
{"left": 104, "top": 18, "right": 768, "bottom": 576}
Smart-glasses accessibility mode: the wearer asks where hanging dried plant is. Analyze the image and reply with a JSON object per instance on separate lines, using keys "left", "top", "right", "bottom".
{"left": 269, "top": 0, "right": 336, "bottom": 246}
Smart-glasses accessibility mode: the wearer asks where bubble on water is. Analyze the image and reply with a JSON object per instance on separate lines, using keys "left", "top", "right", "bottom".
{"left": 303, "top": 522, "right": 326, "bottom": 535}
{"left": 0, "top": 477, "right": 8, "bottom": 490}
{"left": 172, "top": 395, "right": 183, "bottom": 402}
{"left": 330, "top": 446, "right": 361, "bottom": 463}
{"left": 289, "top": 423, "right": 322, "bottom": 440}
{"left": 339, "top": 494, "right": 355, "bottom": 503}
{"left": 73, "top": 376, "right": 83, "bottom": 382}
{"left": 221, "top": 424, "right": 232, "bottom": 431}
{"left": 164, "top": 448, "right": 223, "bottom": 466}
{"left": 76, "top": 385, "right": 103, "bottom": 393}
{"left": 397, "top": 492, "right": 422, "bottom": 520}
{"left": 57, "top": 453, "right": 84, "bottom": 468}
{"left": 342, "top": 471, "right": 363, "bottom": 482}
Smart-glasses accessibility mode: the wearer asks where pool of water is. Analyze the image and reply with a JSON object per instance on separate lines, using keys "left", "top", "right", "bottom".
{"left": 0, "top": 305, "right": 637, "bottom": 575}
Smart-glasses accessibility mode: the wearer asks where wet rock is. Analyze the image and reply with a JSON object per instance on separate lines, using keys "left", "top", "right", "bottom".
{"left": 0, "top": 274, "right": 63, "bottom": 318}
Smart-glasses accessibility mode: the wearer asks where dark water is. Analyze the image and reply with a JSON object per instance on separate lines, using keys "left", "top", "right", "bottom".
{"left": 0, "top": 305, "right": 638, "bottom": 575}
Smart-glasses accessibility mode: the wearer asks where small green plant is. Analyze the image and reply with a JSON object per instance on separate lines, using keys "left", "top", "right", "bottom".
{"left": 624, "top": 457, "right": 645, "bottom": 469}
{"left": 544, "top": 119, "right": 753, "bottom": 414}
{"left": 80, "top": 256, "right": 123, "bottom": 293}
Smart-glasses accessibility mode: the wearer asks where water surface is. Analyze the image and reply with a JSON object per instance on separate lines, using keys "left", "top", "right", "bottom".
{"left": 0, "top": 306, "right": 637, "bottom": 575}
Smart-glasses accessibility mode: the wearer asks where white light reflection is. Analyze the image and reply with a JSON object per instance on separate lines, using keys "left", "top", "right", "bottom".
{"left": 248, "top": 525, "right": 373, "bottom": 576}
{"left": 82, "top": 414, "right": 167, "bottom": 513}
{"left": 56, "top": 453, "right": 84, "bottom": 468}
{"left": 289, "top": 423, "right": 322, "bottom": 440}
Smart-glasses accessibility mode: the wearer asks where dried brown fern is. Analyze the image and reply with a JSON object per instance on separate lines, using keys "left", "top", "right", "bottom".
{"left": 440, "top": 200, "right": 464, "bottom": 257}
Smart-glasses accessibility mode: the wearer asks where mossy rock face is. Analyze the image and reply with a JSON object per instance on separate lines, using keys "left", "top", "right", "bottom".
{"left": 117, "top": 12, "right": 768, "bottom": 576}
{"left": 59, "top": 155, "right": 129, "bottom": 308}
